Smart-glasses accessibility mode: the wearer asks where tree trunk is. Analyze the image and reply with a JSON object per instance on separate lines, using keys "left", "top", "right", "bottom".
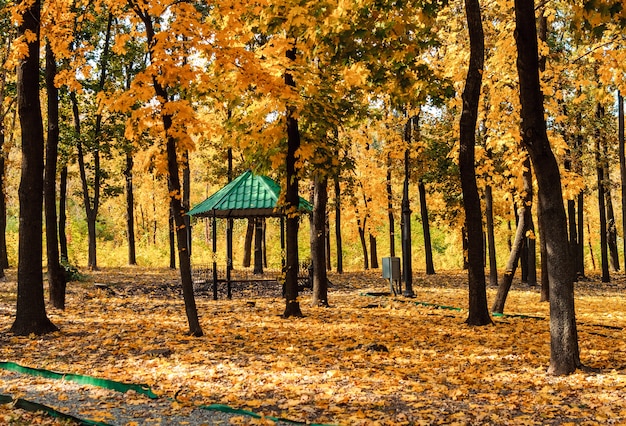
{"left": 11, "top": 0, "right": 58, "bottom": 335}
{"left": 334, "top": 177, "right": 343, "bottom": 274}
{"left": 325, "top": 216, "right": 331, "bottom": 271}
{"left": 169, "top": 211, "right": 176, "bottom": 269}
{"left": 283, "top": 46, "right": 303, "bottom": 318}
{"left": 538, "top": 197, "right": 549, "bottom": 302}
{"left": 254, "top": 217, "right": 264, "bottom": 274}
{"left": 577, "top": 192, "right": 585, "bottom": 277}
{"left": 606, "top": 184, "right": 619, "bottom": 272}
{"left": 59, "top": 166, "right": 68, "bottom": 262}
{"left": 386, "top": 153, "right": 396, "bottom": 257}
{"left": 311, "top": 174, "right": 329, "bottom": 307}
{"left": 369, "top": 234, "right": 379, "bottom": 269}
{"left": 515, "top": 0, "right": 580, "bottom": 374}
{"left": 418, "top": 180, "right": 435, "bottom": 275}
{"left": 617, "top": 91, "right": 626, "bottom": 272}
{"left": 485, "top": 185, "right": 497, "bottom": 287}
{"left": 243, "top": 218, "right": 254, "bottom": 268}
{"left": 0, "top": 39, "right": 10, "bottom": 273}
{"left": 401, "top": 118, "right": 414, "bottom": 296}
{"left": 492, "top": 158, "right": 533, "bottom": 314}
{"left": 596, "top": 130, "right": 610, "bottom": 282}
{"left": 139, "top": 13, "right": 202, "bottom": 336}
{"left": 45, "top": 41, "right": 67, "bottom": 309}
{"left": 527, "top": 217, "right": 537, "bottom": 286}
{"left": 124, "top": 153, "right": 137, "bottom": 265}
{"left": 357, "top": 214, "right": 369, "bottom": 270}
{"left": 460, "top": 0, "right": 490, "bottom": 326}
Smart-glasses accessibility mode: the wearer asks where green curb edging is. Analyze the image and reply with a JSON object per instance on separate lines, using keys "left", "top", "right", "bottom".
{"left": 0, "top": 393, "right": 110, "bottom": 425}
{"left": 0, "top": 362, "right": 336, "bottom": 425}
{"left": 0, "top": 361, "right": 158, "bottom": 399}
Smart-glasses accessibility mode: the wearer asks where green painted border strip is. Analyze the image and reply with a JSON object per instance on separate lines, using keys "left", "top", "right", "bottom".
{"left": 1, "top": 362, "right": 336, "bottom": 425}
{"left": 1, "top": 393, "right": 110, "bottom": 425}
{"left": 0, "top": 362, "right": 158, "bottom": 399}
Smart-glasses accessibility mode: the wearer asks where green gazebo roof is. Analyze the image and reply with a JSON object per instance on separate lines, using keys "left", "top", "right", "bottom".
{"left": 187, "top": 170, "right": 312, "bottom": 218}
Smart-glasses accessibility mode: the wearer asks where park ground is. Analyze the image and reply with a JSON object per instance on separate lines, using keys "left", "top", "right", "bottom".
{"left": 1, "top": 267, "right": 626, "bottom": 425}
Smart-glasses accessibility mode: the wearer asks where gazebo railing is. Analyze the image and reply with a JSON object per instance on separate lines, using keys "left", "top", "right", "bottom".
{"left": 192, "top": 264, "right": 312, "bottom": 299}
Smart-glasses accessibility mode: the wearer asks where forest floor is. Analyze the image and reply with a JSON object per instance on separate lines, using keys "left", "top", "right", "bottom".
{"left": 1, "top": 266, "right": 626, "bottom": 425}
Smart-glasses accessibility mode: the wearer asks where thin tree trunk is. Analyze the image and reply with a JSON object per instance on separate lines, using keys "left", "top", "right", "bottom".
{"left": 370, "top": 234, "right": 379, "bottom": 269}
{"left": 283, "top": 46, "right": 303, "bottom": 318}
{"left": 596, "top": 128, "right": 610, "bottom": 283}
{"left": 606, "top": 185, "right": 619, "bottom": 271}
{"left": 254, "top": 217, "right": 264, "bottom": 274}
{"left": 492, "top": 158, "right": 532, "bottom": 314}
{"left": 357, "top": 214, "right": 369, "bottom": 270}
{"left": 617, "top": 91, "right": 626, "bottom": 273}
{"left": 419, "top": 180, "right": 435, "bottom": 275}
{"left": 311, "top": 174, "right": 329, "bottom": 307}
{"left": 59, "top": 166, "right": 68, "bottom": 262}
{"left": 527, "top": 217, "right": 537, "bottom": 286}
{"left": 539, "top": 198, "right": 549, "bottom": 302}
{"left": 515, "top": 0, "right": 580, "bottom": 374}
{"left": 577, "top": 193, "right": 585, "bottom": 277}
{"left": 386, "top": 153, "right": 396, "bottom": 257}
{"left": 243, "top": 218, "right": 254, "bottom": 268}
{"left": 334, "top": 177, "right": 343, "bottom": 274}
{"left": 325, "top": 216, "right": 331, "bottom": 271}
{"left": 401, "top": 117, "right": 414, "bottom": 296}
{"left": 11, "top": 0, "right": 57, "bottom": 335}
{"left": 45, "top": 41, "right": 67, "bottom": 308}
{"left": 136, "top": 11, "right": 203, "bottom": 335}
{"left": 169, "top": 211, "right": 176, "bottom": 269}
{"left": 125, "top": 153, "right": 137, "bottom": 265}
{"left": 0, "top": 35, "right": 11, "bottom": 273}
{"left": 485, "top": 185, "right": 497, "bottom": 287}
{"left": 460, "top": 0, "right": 490, "bottom": 325}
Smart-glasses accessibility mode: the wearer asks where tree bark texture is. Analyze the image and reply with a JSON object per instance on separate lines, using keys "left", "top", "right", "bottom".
{"left": 11, "top": 0, "right": 58, "bottom": 335}
{"left": 243, "top": 219, "right": 254, "bottom": 267}
{"left": 254, "top": 217, "right": 264, "bottom": 274}
{"left": 492, "top": 158, "right": 533, "bottom": 314}
{"left": 401, "top": 118, "right": 414, "bottom": 296}
{"left": 460, "top": 0, "right": 491, "bottom": 325}
{"left": 515, "top": 0, "right": 580, "bottom": 374}
{"left": 45, "top": 42, "right": 67, "bottom": 309}
{"left": 418, "top": 180, "right": 435, "bottom": 275}
{"left": 334, "top": 177, "right": 343, "bottom": 274}
{"left": 59, "top": 166, "right": 68, "bottom": 262}
{"left": 283, "top": 47, "right": 303, "bottom": 318}
{"left": 142, "top": 12, "right": 202, "bottom": 336}
{"left": 595, "top": 135, "right": 610, "bottom": 282}
{"left": 619, "top": 91, "right": 626, "bottom": 274}
{"left": 485, "top": 185, "right": 497, "bottom": 287}
{"left": 124, "top": 153, "right": 137, "bottom": 265}
{"left": 311, "top": 174, "right": 329, "bottom": 307}
{"left": 386, "top": 154, "right": 396, "bottom": 257}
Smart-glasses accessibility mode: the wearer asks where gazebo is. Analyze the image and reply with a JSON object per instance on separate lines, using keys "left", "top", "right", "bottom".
{"left": 187, "top": 170, "right": 312, "bottom": 299}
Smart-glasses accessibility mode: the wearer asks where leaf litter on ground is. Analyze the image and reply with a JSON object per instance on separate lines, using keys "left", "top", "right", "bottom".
{"left": 1, "top": 267, "right": 626, "bottom": 425}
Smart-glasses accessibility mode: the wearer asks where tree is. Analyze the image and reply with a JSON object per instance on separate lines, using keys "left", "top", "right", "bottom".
{"left": 10, "top": 0, "right": 58, "bottom": 335}
{"left": 283, "top": 46, "right": 304, "bottom": 318}
{"left": 310, "top": 173, "right": 329, "bottom": 307}
{"left": 617, "top": 90, "right": 626, "bottom": 271}
{"left": 514, "top": 0, "right": 580, "bottom": 374}
{"left": 459, "top": 0, "right": 491, "bottom": 326}
{"left": 45, "top": 41, "right": 67, "bottom": 308}
{"left": 492, "top": 157, "right": 532, "bottom": 314}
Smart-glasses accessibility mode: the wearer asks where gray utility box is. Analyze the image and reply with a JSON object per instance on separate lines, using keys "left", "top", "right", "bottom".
{"left": 382, "top": 257, "right": 401, "bottom": 280}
